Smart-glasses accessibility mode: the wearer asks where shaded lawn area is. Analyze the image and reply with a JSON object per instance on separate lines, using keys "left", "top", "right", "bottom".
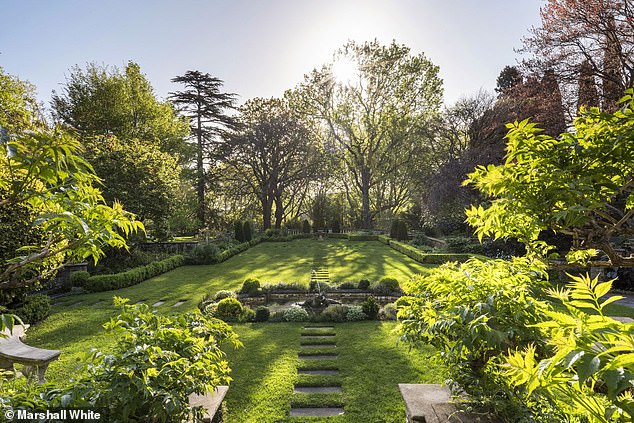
{"left": 26, "top": 239, "right": 430, "bottom": 383}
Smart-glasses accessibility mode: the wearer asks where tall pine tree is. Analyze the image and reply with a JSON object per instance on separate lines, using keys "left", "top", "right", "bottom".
{"left": 169, "top": 71, "right": 237, "bottom": 227}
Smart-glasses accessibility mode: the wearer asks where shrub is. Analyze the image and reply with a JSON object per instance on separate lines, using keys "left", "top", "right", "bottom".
{"left": 85, "top": 255, "right": 184, "bottom": 292}
{"left": 390, "top": 220, "right": 399, "bottom": 238}
{"left": 240, "top": 277, "right": 261, "bottom": 296}
{"left": 186, "top": 242, "right": 221, "bottom": 265}
{"left": 283, "top": 305, "right": 309, "bottom": 322}
{"left": 398, "top": 258, "right": 551, "bottom": 420}
{"left": 346, "top": 305, "right": 367, "bottom": 321}
{"left": 254, "top": 306, "right": 270, "bottom": 322}
{"left": 243, "top": 221, "right": 252, "bottom": 241}
{"left": 261, "top": 282, "right": 306, "bottom": 292}
{"left": 77, "top": 298, "right": 239, "bottom": 421}
{"left": 337, "top": 281, "right": 356, "bottom": 290}
{"left": 214, "top": 290, "right": 237, "bottom": 301}
{"left": 444, "top": 236, "right": 484, "bottom": 254}
{"left": 397, "top": 220, "right": 409, "bottom": 241}
{"left": 358, "top": 279, "right": 370, "bottom": 290}
{"left": 320, "top": 304, "right": 348, "bottom": 322}
{"left": 379, "top": 303, "right": 397, "bottom": 320}
{"left": 234, "top": 221, "right": 244, "bottom": 242}
{"left": 372, "top": 277, "right": 400, "bottom": 295}
{"left": 13, "top": 294, "right": 51, "bottom": 324}
{"left": 331, "top": 219, "right": 341, "bottom": 233}
{"left": 240, "top": 306, "right": 255, "bottom": 323}
{"left": 268, "top": 311, "right": 285, "bottom": 322}
{"left": 215, "top": 297, "right": 243, "bottom": 322}
{"left": 361, "top": 296, "right": 380, "bottom": 319}
{"left": 69, "top": 270, "right": 90, "bottom": 288}
{"left": 348, "top": 233, "right": 378, "bottom": 241}
{"left": 378, "top": 235, "right": 390, "bottom": 245}
{"left": 302, "top": 220, "right": 311, "bottom": 234}
{"left": 198, "top": 292, "right": 215, "bottom": 311}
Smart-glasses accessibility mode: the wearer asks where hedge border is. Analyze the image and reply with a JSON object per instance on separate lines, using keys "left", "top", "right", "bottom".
{"left": 381, "top": 237, "right": 486, "bottom": 265}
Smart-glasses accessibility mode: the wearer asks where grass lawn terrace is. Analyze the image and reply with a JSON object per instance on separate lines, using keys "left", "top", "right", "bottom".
{"left": 22, "top": 239, "right": 439, "bottom": 421}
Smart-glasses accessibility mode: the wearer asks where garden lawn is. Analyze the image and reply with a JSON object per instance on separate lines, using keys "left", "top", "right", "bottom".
{"left": 24, "top": 239, "right": 430, "bottom": 383}
{"left": 223, "top": 321, "right": 444, "bottom": 423}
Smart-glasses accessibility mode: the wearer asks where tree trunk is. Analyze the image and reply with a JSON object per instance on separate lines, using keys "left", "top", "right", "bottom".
{"left": 274, "top": 194, "right": 284, "bottom": 229}
{"left": 360, "top": 167, "right": 372, "bottom": 229}
{"left": 261, "top": 195, "right": 273, "bottom": 230}
{"left": 196, "top": 109, "right": 205, "bottom": 226}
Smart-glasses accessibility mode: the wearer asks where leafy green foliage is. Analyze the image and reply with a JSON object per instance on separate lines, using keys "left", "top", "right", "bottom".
{"left": 12, "top": 294, "right": 51, "bottom": 324}
{"left": 361, "top": 296, "right": 380, "bottom": 320}
{"left": 0, "top": 124, "right": 144, "bottom": 290}
{"left": 215, "top": 298, "right": 243, "bottom": 322}
{"left": 302, "top": 219, "right": 311, "bottom": 234}
{"left": 239, "top": 277, "right": 261, "bottom": 296}
{"left": 503, "top": 274, "right": 634, "bottom": 422}
{"left": 254, "top": 306, "right": 270, "bottom": 322}
{"left": 84, "top": 255, "right": 184, "bottom": 292}
{"left": 242, "top": 221, "right": 252, "bottom": 242}
{"left": 234, "top": 220, "right": 244, "bottom": 242}
{"left": 283, "top": 305, "right": 309, "bottom": 322}
{"left": 465, "top": 92, "right": 634, "bottom": 266}
{"left": 398, "top": 258, "right": 552, "bottom": 419}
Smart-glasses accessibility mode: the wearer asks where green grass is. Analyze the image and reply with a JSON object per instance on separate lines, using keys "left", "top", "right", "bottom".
{"left": 25, "top": 239, "right": 431, "bottom": 384}
{"left": 223, "top": 322, "right": 444, "bottom": 422}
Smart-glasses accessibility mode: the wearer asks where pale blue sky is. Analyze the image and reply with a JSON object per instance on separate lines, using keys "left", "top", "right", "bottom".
{"left": 1, "top": 0, "right": 543, "bottom": 108}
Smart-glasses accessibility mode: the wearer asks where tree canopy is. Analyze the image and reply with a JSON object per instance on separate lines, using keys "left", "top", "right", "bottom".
{"left": 297, "top": 40, "right": 443, "bottom": 229}
{"left": 465, "top": 91, "right": 634, "bottom": 267}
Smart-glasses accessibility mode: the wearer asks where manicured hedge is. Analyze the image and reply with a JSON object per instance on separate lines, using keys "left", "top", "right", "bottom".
{"left": 327, "top": 233, "right": 348, "bottom": 239}
{"left": 347, "top": 233, "right": 379, "bottom": 241}
{"left": 85, "top": 255, "right": 185, "bottom": 292}
{"left": 385, "top": 239, "right": 483, "bottom": 264}
{"left": 378, "top": 235, "right": 390, "bottom": 245}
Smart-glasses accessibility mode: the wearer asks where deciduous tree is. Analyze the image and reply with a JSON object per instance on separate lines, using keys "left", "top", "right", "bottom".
{"left": 297, "top": 40, "right": 443, "bottom": 229}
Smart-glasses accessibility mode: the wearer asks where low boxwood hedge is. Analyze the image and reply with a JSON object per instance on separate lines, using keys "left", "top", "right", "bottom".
{"left": 85, "top": 255, "right": 185, "bottom": 292}
{"left": 385, "top": 239, "right": 483, "bottom": 264}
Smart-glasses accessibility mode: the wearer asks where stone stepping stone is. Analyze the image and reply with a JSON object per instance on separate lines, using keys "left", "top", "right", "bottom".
{"left": 71, "top": 301, "right": 83, "bottom": 307}
{"left": 152, "top": 300, "right": 166, "bottom": 307}
{"left": 299, "top": 354, "right": 338, "bottom": 360}
{"left": 92, "top": 301, "right": 104, "bottom": 306}
{"left": 135, "top": 299, "right": 147, "bottom": 304}
{"left": 301, "top": 334, "right": 336, "bottom": 338}
{"left": 298, "top": 369, "right": 340, "bottom": 376}
{"left": 301, "top": 344, "right": 336, "bottom": 349}
{"left": 290, "top": 407, "right": 344, "bottom": 417}
{"left": 294, "top": 386, "right": 342, "bottom": 393}
{"left": 173, "top": 300, "right": 187, "bottom": 307}
{"left": 303, "top": 326, "right": 335, "bottom": 330}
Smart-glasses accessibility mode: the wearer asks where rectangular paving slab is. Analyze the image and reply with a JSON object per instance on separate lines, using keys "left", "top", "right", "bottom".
{"left": 303, "top": 326, "right": 335, "bottom": 330}
{"left": 298, "top": 369, "right": 340, "bottom": 375}
{"left": 173, "top": 300, "right": 187, "bottom": 307}
{"left": 301, "top": 344, "right": 337, "bottom": 348}
{"left": 152, "top": 300, "right": 166, "bottom": 307}
{"left": 299, "top": 354, "right": 338, "bottom": 360}
{"left": 294, "top": 386, "right": 342, "bottom": 393}
{"left": 290, "top": 407, "right": 344, "bottom": 417}
{"left": 301, "top": 334, "right": 336, "bottom": 338}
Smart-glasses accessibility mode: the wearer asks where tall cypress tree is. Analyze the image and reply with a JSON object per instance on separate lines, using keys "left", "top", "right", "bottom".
{"left": 577, "top": 59, "right": 599, "bottom": 111}
{"left": 602, "top": 16, "right": 624, "bottom": 112}
{"left": 169, "top": 71, "right": 237, "bottom": 227}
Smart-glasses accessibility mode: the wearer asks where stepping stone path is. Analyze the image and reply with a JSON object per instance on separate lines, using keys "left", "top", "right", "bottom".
{"left": 290, "top": 325, "right": 344, "bottom": 418}
{"left": 173, "top": 300, "right": 187, "bottom": 307}
{"left": 310, "top": 254, "right": 330, "bottom": 287}
{"left": 152, "top": 300, "right": 166, "bottom": 307}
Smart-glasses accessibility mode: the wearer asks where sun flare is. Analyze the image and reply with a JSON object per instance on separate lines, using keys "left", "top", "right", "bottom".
{"left": 331, "top": 57, "right": 359, "bottom": 85}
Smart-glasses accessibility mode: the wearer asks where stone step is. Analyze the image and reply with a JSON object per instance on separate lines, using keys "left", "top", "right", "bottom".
{"left": 298, "top": 369, "right": 340, "bottom": 376}
{"left": 173, "top": 300, "right": 187, "bottom": 307}
{"left": 290, "top": 407, "right": 344, "bottom": 417}
{"left": 299, "top": 354, "right": 338, "bottom": 360}
{"left": 294, "top": 386, "right": 342, "bottom": 393}
{"left": 301, "top": 344, "right": 336, "bottom": 349}
{"left": 301, "top": 333, "right": 337, "bottom": 339}
{"left": 303, "top": 326, "right": 335, "bottom": 330}
{"left": 152, "top": 300, "right": 166, "bottom": 307}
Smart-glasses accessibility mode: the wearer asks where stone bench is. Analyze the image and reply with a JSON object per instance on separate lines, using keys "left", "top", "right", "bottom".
{"left": 188, "top": 386, "right": 229, "bottom": 422}
{"left": 0, "top": 324, "right": 60, "bottom": 384}
{"left": 399, "top": 384, "right": 500, "bottom": 423}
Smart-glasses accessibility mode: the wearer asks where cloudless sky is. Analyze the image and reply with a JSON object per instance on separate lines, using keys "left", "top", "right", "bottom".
{"left": 1, "top": 0, "right": 543, "bottom": 109}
